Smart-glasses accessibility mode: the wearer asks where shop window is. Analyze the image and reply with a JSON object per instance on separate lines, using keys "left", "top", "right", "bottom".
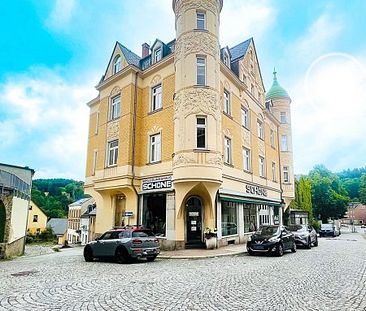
{"left": 221, "top": 201, "right": 238, "bottom": 236}
{"left": 142, "top": 193, "right": 166, "bottom": 237}
{"left": 259, "top": 205, "right": 270, "bottom": 225}
{"left": 243, "top": 204, "right": 257, "bottom": 232}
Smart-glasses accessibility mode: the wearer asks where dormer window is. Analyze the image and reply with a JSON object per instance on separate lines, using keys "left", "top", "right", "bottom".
{"left": 197, "top": 12, "right": 206, "bottom": 30}
{"left": 154, "top": 48, "right": 162, "bottom": 63}
{"left": 113, "top": 55, "right": 121, "bottom": 74}
{"left": 223, "top": 52, "right": 230, "bottom": 68}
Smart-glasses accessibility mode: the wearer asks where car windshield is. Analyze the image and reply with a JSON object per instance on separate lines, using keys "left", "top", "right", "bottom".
{"left": 132, "top": 230, "right": 155, "bottom": 237}
{"left": 257, "top": 226, "right": 279, "bottom": 236}
{"left": 288, "top": 225, "right": 306, "bottom": 232}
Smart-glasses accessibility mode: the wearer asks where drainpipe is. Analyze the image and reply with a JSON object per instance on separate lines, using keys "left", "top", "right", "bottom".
{"left": 131, "top": 71, "right": 140, "bottom": 226}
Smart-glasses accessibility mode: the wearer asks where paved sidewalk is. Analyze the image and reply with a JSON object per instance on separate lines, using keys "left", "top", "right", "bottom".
{"left": 159, "top": 243, "right": 247, "bottom": 259}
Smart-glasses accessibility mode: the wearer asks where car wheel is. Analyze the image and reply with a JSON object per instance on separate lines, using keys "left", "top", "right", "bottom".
{"left": 146, "top": 255, "right": 157, "bottom": 262}
{"left": 115, "top": 247, "right": 131, "bottom": 264}
{"left": 291, "top": 241, "right": 297, "bottom": 253}
{"left": 314, "top": 236, "right": 318, "bottom": 247}
{"left": 306, "top": 238, "right": 312, "bottom": 249}
{"left": 83, "top": 246, "right": 94, "bottom": 262}
{"left": 276, "top": 243, "right": 284, "bottom": 257}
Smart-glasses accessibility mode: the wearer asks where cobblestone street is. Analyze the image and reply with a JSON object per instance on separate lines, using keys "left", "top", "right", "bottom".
{"left": 1, "top": 232, "right": 366, "bottom": 311}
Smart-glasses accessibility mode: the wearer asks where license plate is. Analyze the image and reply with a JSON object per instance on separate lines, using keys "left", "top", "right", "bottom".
{"left": 254, "top": 245, "right": 264, "bottom": 250}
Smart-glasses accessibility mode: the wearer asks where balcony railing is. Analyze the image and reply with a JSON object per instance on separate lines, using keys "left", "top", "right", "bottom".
{"left": 0, "top": 169, "right": 31, "bottom": 200}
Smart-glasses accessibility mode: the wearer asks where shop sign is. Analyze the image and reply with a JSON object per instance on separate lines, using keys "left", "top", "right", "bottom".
{"left": 245, "top": 184, "right": 268, "bottom": 197}
{"left": 124, "top": 211, "right": 134, "bottom": 217}
{"left": 142, "top": 176, "right": 172, "bottom": 191}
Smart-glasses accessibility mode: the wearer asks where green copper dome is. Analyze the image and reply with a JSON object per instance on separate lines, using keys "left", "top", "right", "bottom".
{"left": 265, "top": 69, "right": 290, "bottom": 100}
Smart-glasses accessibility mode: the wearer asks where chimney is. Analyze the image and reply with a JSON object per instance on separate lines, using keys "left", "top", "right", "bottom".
{"left": 142, "top": 43, "right": 150, "bottom": 58}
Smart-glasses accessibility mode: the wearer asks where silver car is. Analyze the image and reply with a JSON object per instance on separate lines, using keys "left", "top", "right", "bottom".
{"left": 83, "top": 227, "right": 160, "bottom": 263}
{"left": 288, "top": 224, "right": 318, "bottom": 249}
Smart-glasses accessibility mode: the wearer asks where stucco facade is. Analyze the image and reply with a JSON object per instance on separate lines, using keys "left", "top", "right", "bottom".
{"left": 27, "top": 201, "right": 48, "bottom": 234}
{"left": 84, "top": 0, "right": 294, "bottom": 249}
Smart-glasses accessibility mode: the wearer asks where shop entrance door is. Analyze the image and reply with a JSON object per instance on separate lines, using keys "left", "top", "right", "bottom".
{"left": 186, "top": 197, "right": 203, "bottom": 248}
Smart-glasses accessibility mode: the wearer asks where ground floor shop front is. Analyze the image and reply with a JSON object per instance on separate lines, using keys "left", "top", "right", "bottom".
{"left": 87, "top": 176, "right": 283, "bottom": 250}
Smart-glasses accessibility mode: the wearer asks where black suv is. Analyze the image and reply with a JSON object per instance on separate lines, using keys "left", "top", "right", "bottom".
{"left": 247, "top": 225, "right": 296, "bottom": 256}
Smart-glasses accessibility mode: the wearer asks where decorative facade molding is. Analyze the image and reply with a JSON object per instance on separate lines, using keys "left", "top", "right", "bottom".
{"left": 258, "top": 139, "right": 265, "bottom": 156}
{"left": 223, "top": 128, "right": 232, "bottom": 138}
{"left": 173, "top": 0, "right": 221, "bottom": 18}
{"left": 110, "top": 86, "right": 121, "bottom": 97}
{"left": 173, "top": 153, "right": 196, "bottom": 166}
{"left": 174, "top": 87, "right": 219, "bottom": 120}
{"left": 147, "top": 125, "right": 162, "bottom": 136}
{"left": 241, "top": 129, "right": 251, "bottom": 147}
{"left": 150, "top": 75, "right": 162, "bottom": 86}
{"left": 206, "top": 155, "right": 223, "bottom": 166}
{"left": 107, "top": 121, "right": 120, "bottom": 141}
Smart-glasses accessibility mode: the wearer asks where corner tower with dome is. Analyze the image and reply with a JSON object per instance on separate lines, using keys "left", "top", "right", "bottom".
{"left": 266, "top": 70, "right": 295, "bottom": 210}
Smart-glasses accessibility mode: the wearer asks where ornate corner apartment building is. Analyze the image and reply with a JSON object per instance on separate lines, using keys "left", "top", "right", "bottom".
{"left": 84, "top": 0, "right": 294, "bottom": 249}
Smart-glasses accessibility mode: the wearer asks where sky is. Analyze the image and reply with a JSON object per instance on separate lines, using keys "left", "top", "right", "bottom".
{"left": 1, "top": 0, "right": 366, "bottom": 180}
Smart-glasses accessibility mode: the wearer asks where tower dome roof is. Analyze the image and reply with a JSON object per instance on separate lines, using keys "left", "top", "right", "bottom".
{"left": 266, "top": 69, "right": 290, "bottom": 100}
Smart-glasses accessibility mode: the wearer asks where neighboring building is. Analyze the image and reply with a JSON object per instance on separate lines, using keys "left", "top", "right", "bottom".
{"left": 84, "top": 0, "right": 294, "bottom": 249}
{"left": 80, "top": 203, "right": 97, "bottom": 245}
{"left": 67, "top": 197, "right": 95, "bottom": 244}
{"left": 0, "top": 163, "right": 34, "bottom": 259}
{"left": 343, "top": 204, "right": 366, "bottom": 225}
{"left": 288, "top": 209, "right": 309, "bottom": 225}
{"left": 27, "top": 200, "right": 48, "bottom": 234}
{"left": 47, "top": 218, "right": 68, "bottom": 245}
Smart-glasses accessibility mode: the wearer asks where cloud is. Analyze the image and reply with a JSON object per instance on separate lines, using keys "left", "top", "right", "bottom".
{"left": 220, "top": 0, "right": 276, "bottom": 46}
{"left": 292, "top": 52, "right": 366, "bottom": 173}
{"left": 46, "top": 0, "right": 77, "bottom": 30}
{"left": 0, "top": 68, "right": 98, "bottom": 180}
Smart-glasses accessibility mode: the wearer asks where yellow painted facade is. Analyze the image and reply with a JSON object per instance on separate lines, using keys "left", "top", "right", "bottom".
{"left": 84, "top": 0, "right": 294, "bottom": 250}
{"left": 27, "top": 201, "right": 48, "bottom": 234}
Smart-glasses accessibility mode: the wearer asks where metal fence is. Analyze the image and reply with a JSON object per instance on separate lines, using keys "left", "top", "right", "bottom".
{"left": 0, "top": 169, "right": 31, "bottom": 200}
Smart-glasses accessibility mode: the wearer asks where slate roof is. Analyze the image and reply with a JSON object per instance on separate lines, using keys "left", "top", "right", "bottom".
{"left": 229, "top": 38, "right": 252, "bottom": 61}
{"left": 69, "top": 197, "right": 94, "bottom": 207}
{"left": 47, "top": 218, "right": 67, "bottom": 236}
{"left": 117, "top": 43, "right": 141, "bottom": 67}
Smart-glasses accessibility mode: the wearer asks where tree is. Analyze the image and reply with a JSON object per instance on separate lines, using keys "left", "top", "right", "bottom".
{"left": 360, "top": 173, "right": 366, "bottom": 204}
{"left": 308, "top": 165, "right": 349, "bottom": 222}
{"left": 294, "top": 176, "right": 313, "bottom": 220}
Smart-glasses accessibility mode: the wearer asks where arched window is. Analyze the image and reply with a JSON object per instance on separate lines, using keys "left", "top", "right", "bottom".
{"left": 113, "top": 55, "right": 121, "bottom": 74}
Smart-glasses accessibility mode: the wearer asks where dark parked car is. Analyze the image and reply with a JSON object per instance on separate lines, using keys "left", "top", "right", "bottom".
{"left": 288, "top": 224, "right": 318, "bottom": 248}
{"left": 247, "top": 225, "right": 296, "bottom": 256}
{"left": 319, "top": 223, "right": 340, "bottom": 237}
{"left": 83, "top": 227, "right": 160, "bottom": 263}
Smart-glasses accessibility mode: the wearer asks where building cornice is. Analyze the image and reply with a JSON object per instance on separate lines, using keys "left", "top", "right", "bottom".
{"left": 96, "top": 65, "right": 140, "bottom": 91}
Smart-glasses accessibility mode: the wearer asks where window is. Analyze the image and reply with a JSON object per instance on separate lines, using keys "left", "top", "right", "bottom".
{"left": 241, "top": 107, "right": 249, "bottom": 128}
{"left": 107, "top": 140, "right": 118, "bottom": 167}
{"left": 196, "top": 57, "right": 206, "bottom": 85}
{"left": 243, "top": 148, "right": 251, "bottom": 172}
{"left": 33, "top": 215, "right": 38, "bottom": 223}
{"left": 280, "top": 111, "right": 287, "bottom": 123}
{"left": 154, "top": 48, "right": 162, "bottom": 63}
{"left": 142, "top": 193, "right": 166, "bottom": 236}
{"left": 272, "top": 162, "right": 276, "bottom": 181}
{"left": 223, "top": 89, "right": 231, "bottom": 115}
{"left": 151, "top": 84, "right": 162, "bottom": 111}
{"left": 283, "top": 166, "right": 290, "bottom": 183}
{"left": 244, "top": 204, "right": 257, "bottom": 232}
{"left": 221, "top": 201, "right": 238, "bottom": 236}
{"left": 109, "top": 95, "right": 120, "bottom": 120}
{"left": 196, "top": 12, "right": 206, "bottom": 30}
{"left": 259, "top": 205, "right": 270, "bottom": 225}
{"left": 270, "top": 129, "right": 275, "bottom": 147}
{"left": 113, "top": 55, "right": 121, "bottom": 74}
{"left": 257, "top": 119, "right": 264, "bottom": 139}
{"left": 95, "top": 111, "right": 99, "bottom": 134}
{"left": 196, "top": 117, "right": 206, "bottom": 148}
{"left": 224, "top": 137, "right": 232, "bottom": 164}
{"left": 149, "top": 133, "right": 161, "bottom": 163}
{"left": 92, "top": 150, "right": 97, "bottom": 175}
{"left": 29, "top": 205, "right": 33, "bottom": 210}
{"left": 281, "top": 135, "right": 288, "bottom": 151}
{"left": 259, "top": 156, "right": 265, "bottom": 177}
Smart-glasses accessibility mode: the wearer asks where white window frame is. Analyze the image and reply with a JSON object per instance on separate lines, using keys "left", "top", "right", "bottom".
{"left": 259, "top": 156, "right": 265, "bottom": 177}
{"left": 241, "top": 107, "right": 249, "bottom": 129}
{"left": 149, "top": 133, "right": 161, "bottom": 163}
{"left": 107, "top": 140, "right": 118, "bottom": 167}
{"left": 257, "top": 119, "right": 264, "bottom": 140}
{"left": 92, "top": 150, "right": 98, "bottom": 175}
{"left": 109, "top": 95, "right": 121, "bottom": 121}
{"left": 196, "top": 117, "right": 206, "bottom": 149}
{"left": 283, "top": 166, "right": 289, "bottom": 183}
{"left": 151, "top": 84, "right": 162, "bottom": 111}
{"left": 196, "top": 12, "right": 206, "bottom": 30}
{"left": 243, "top": 148, "right": 251, "bottom": 172}
{"left": 224, "top": 137, "right": 232, "bottom": 164}
{"left": 113, "top": 55, "right": 121, "bottom": 74}
{"left": 196, "top": 56, "right": 206, "bottom": 86}
{"left": 272, "top": 162, "right": 276, "bottom": 182}
{"left": 280, "top": 111, "right": 287, "bottom": 124}
{"left": 223, "top": 89, "right": 231, "bottom": 115}
{"left": 95, "top": 111, "right": 99, "bottom": 135}
{"left": 154, "top": 47, "right": 162, "bottom": 63}
{"left": 281, "top": 135, "right": 288, "bottom": 151}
